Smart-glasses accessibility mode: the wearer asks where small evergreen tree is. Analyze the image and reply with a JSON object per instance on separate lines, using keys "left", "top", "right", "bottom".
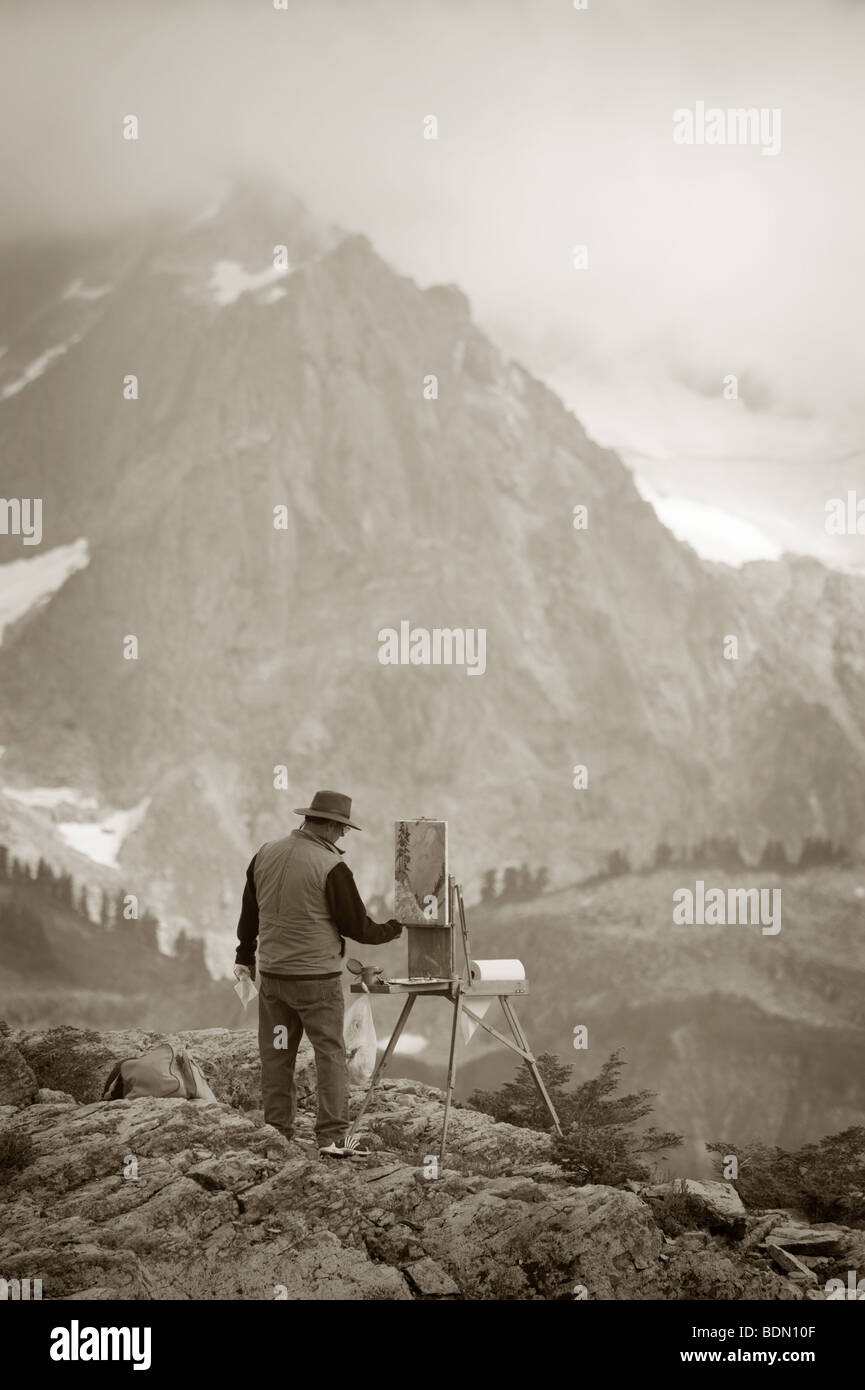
{"left": 501, "top": 866, "right": 519, "bottom": 900}
{"left": 480, "top": 869, "right": 498, "bottom": 902}
{"left": 469, "top": 1049, "right": 683, "bottom": 1187}
{"left": 173, "top": 928, "right": 207, "bottom": 979}
{"left": 99, "top": 888, "right": 115, "bottom": 930}
{"left": 797, "top": 837, "right": 846, "bottom": 869}
{"left": 605, "top": 849, "right": 630, "bottom": 878}
{"left": 138, "top": 908, "right": 160, "bottom": 954}
{"left": 759, "top": 839, "right": 789, "bottom": 871}
{"left": 0, "top": 899, "right": 55, "bottom": 974}
{"left": 35, "top": 857, "right": 53, "bottom": 893}
{"left": 469, "top": 1052, "right": 574, "bottom": 1129}
{"left": 707, "top": 1126, "right": 865, "bottom": 1226}
{"left": 719, "top": 836, "right": 744, "bottom": 871}
{"left": 551, "top": 1051, "right": 682, "bottom": 1185}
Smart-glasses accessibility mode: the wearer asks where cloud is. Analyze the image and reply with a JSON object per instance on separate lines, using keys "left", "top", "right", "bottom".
{"left": 1, "top": 0, "right": 863, "bottom": 565}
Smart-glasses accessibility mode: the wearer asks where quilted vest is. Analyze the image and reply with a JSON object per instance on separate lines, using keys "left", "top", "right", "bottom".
{"left": 253, "top": 828, "right": 344, "bottom": 975}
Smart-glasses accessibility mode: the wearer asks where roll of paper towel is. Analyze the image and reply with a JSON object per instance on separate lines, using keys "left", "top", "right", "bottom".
{"left": 469, "top": 959, "right": 525, "bottom": 984}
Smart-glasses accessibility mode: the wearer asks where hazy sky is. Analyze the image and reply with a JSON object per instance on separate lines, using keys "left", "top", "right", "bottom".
{"left": 2, "top": 0, "right": 863, "bottom": 567}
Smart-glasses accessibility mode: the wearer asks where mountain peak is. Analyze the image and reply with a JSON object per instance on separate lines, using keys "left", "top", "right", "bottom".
{"left": 423, "top": 282, "right": 472, "bottom": 318}
{"left": 166, "top": 179, "right": 343, "bottom": 272}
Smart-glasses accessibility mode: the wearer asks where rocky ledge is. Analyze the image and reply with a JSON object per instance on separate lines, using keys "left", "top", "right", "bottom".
{"left": 1, "top": 1026, "right": 862, "bottom": 1300}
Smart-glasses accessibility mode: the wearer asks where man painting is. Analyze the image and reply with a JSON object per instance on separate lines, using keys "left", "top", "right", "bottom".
{"left": 234, "top": 790, "right": 402, "bottom": 1157}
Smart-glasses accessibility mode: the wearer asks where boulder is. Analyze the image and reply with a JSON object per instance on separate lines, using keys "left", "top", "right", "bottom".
{"left": 0, "top": 1095, "right": 411, "bottom": 1299}
{"left": 674, "top": 1232, "right": 711, "bottom": 1251}
{"left": 402, "top": 1256, "right": 460, "bottom": 1297}
{"left": 12, "top": 1025, "right": 315, "bottom": 1109}
{"left": 644, "top": 1179, "right": 746, "bottom": 1229}
{"left": 416, "top": 1182, "right": 663, "bottom": 1299}
{"left": 765, "top": 1223, "right": 848, "bottom": 1256}
{"left": 765, "top": 1242, "right": 818, "bottom": 1286}
{"left": 13, "top": 1025, "right": 142, "bottom": 1102}
{"left": 361, "top": 1078, "right": 562, "bottom": 1175}
{"left": 0, "top": 1037, "right": 37, "bottom": 1107}
{"left": 649, "top": 1247, "right": 801, "bottom": 1302}
{"left": 34, "top": 1088, "right": 77, "bottom": 1105}
{"left": 740, "top": 1212, "right": 784, "bottom": 1252}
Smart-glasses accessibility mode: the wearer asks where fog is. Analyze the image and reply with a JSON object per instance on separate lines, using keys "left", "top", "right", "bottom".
{"left": 2, "top": 0, "right": 863, "bottom": 563}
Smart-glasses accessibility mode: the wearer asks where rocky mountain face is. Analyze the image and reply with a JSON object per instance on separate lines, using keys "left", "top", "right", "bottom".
{"left": 1, "top": 181, "right": 865, "bottom": 948}
{"left": 4, "top": 1024, "right": 860, "bottom": 1301}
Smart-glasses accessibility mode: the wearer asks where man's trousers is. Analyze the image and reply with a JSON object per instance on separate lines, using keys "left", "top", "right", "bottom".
{"left": 258, "top": 972, "right": 349, "bottom": 1146}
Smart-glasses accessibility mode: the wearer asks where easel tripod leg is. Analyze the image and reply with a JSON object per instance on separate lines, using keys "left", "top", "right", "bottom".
{"left": 347, "top": 994, "right": 416, "bottom": 1140}
{"left": 439, "top": 991, "right": 462, "bottom": 1165}
{"left": 500, "top": 997, "right": 563, "bottom": 1136}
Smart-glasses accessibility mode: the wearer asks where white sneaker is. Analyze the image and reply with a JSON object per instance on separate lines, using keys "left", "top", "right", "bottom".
{"left": 318, "top": 1135, "right": 371, "bottom": 1158}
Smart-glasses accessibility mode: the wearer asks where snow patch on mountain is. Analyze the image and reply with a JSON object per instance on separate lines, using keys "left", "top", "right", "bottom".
{"left": 634, "top": 475, "right": 781, "bottom": 566}
{"left": 209, "top": 260, "right": 291, "bottom": 307}
{"left": 181, "top": 195, "right": 226, "bottom": 233}
{"left": 1, "top": 334, "right": 83, "bottom": 401}
{"left": 0, "top": 538, "right": 89, "bottom": 643}
{"left": 57, "top": 797, "right": 152, "bottom": 868}
{"left": 62, "top": 279, "right": 112, "bottom": 302}
{"left": 2, "top": 786, "right": 98, "bottom": 810}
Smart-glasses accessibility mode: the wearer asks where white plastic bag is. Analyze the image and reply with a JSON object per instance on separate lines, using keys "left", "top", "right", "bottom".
{"left": 344, "top": 994, "right": 377, "bottom": 1082}
{"left": 233, "top": 965, "right": 258, "bottom": 1009}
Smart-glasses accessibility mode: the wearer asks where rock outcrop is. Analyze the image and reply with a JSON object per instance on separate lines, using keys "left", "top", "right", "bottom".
{"left": 643, "top": 1178, "right": 747, "bottom": 1231}
{"left": 0, "top": 1026, "right": 857, "bottom": 1301}
{"left": 0, "top": 1034, "right": 37, "bottom": 1107}
{"left": 11, "top": 1024, "right": 316, "bottom": 1112}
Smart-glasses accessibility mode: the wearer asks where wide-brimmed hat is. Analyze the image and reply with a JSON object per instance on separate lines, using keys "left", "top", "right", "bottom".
{"left": 294, "top": 789, "right": 362, "bottom": 830}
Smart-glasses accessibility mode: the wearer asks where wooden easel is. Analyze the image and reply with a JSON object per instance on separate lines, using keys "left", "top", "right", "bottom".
{"left": 347, "top": 875, "right": 562, "bottom": 1162}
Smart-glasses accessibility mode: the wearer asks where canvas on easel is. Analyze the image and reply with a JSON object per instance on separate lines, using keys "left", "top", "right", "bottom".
{"left": 394, "top": 819, "right": 448, "bottom": 924}
{"left": 394, "top": 820, "right": 453, "bottom": 979}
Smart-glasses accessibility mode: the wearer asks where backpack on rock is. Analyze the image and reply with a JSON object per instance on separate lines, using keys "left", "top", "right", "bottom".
{"left": 103, "top": 1041, "right": 217, "bottom": 1102}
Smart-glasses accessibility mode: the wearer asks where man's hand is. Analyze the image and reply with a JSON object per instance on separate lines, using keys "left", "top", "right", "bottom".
{"left": 234, "top": 964, "right": 253, "bottom": 982}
